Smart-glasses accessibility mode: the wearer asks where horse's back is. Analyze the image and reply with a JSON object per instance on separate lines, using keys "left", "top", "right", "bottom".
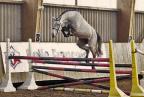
{"left": 63, "top": 11, "right": 97, "bottom": 38}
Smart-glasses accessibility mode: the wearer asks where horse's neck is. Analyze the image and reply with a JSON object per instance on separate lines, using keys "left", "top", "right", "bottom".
{"left": 60, "top": 12, "right": 78, "bottom": 23}
{"left": 60, "top": 13, "right": 68, "bottom": 23}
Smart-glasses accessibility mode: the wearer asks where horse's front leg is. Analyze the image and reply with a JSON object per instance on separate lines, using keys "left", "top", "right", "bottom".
{"left": 76, "top": 39, "right": 89, "bottom": 63}
{"left": 85, "top": 49, "right": 90, "bottom": 63}
{"left": 92, "top": 54, "right": 96, "bottom": 69}
{"left": 89, "top": 47, "right": 96, "bottom": 69}
{"left": 89, "top": 41, "right": 97, "bottom": 69}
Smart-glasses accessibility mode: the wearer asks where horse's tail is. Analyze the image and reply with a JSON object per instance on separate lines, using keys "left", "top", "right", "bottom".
{"left": 97, "top": 33, "right": 102, "bottom": 56}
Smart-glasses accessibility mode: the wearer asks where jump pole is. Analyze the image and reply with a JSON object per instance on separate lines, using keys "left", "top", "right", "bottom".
{"left": 18, "top": 39, "right": 38, "bottom": 90}
{"left": 130, "top": 39, "right": 144, "bottom": 97}
{"left": 108, "top": 40, "right": 129, "bottom": 97}
{"left": 0, "top": 38, "right": 16, "bottom": 92}
{"left": 8, "top": 56, "right": 109, "bottom": 62}
{"left": 32, "top": 66, "right": 131, "bottom": 74}
{"left": 33, "top": 68, "right": 110, "bottom": 90}
{"left": 33, "top": 68, "right": 130, "bottom": 95}
{"left": 51, "top": 87, "right": 109, "bottom": 94}
{"left": 8, "top": 56, "right": 131, "bottom": 68}
{"left": 33, "top": 68, "right": 130, "bottom": 90}
{"left": 37, "top": 77, "right": 111, "bottom": 90}
{"left": 51, "top": 87, "right": 129, "bottom": 95}
{"left": 32, "top": 60, "right": 131, "bottom": 68}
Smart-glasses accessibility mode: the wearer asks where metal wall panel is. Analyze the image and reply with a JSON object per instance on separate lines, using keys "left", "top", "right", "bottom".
{"left": 42, "top": 5, "right": 118, "bottom": 42}
{"left": 0, "top": 4, "right": 21, "bottom": 42}
{"left": 133, "top": 12, "right": 144, "bottom": 42}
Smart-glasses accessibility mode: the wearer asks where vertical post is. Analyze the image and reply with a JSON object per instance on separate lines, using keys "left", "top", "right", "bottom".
{"left": 128, "top": 0, "right": 135, "bottom": 42}
{"left": 35, "top": 0, "right": 44, "bottom": 42}
{"left": 108, "top": 40, "right": 129, "bottom": 97}
{"left": 18, "top": 39, "right": 38, "bottom": 90}
{"left": 75, "top": 0, "right": 78, "bottom": 6}
{"left": 0, "top": 38, "right": 16, "bottom": 92}
{"left": 130, "top": 40, "right": 144, "bottom": 97}
{"left": 21, "top": 0, "right": 43, "bottom": 41}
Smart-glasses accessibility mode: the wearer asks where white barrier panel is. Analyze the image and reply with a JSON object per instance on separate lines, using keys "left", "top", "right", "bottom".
{"left": 0, "top": 42, "right": 107, "bottom": 72}
{"left": 32, "top": 43, "right": 85, "bottom": 68}
{"left": 0, "top": 42, "right": 29, "bottom": 72}
{"left": 0, "top": 40, "right": 107, "bottom": 92}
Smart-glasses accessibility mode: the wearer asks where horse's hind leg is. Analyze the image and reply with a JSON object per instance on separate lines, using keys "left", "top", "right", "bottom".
{"left": 88, "top": 38, "right": 97, "bottom": 69}
{"left": 76, "top": 39, "right": 89, "bottom": 62}
{"left": 89, "top": 46, "right": 96, "bottom": 69}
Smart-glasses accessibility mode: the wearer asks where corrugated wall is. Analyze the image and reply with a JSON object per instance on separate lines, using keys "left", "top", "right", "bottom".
{"left": 1, "top": 3, "right": 144, "bottom": 43}
{"left": 134, "top": 12, "right": 144, "bottom": 42}
{"left": 42, "top": 4, "right": 118, "bottom": 42}
{"left": 0, "top": 3, "right": 22, "bottom": 42}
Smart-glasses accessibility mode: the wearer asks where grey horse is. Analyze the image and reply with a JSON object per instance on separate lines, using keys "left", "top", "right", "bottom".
{"left": 52, "top": 10, "right": 102, "bottom": 68}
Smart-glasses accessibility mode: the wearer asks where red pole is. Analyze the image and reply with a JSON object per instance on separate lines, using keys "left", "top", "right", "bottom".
{"left": 32, "top": 66, "right": 131, "bottom": 74}
{"left": 9, "top": 56, "right": 109, "bottom": 62}
{"left": 33, "top": 60, "right": 131, "bottom": 68}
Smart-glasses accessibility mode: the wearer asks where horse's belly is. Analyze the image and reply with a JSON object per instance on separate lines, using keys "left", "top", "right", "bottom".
{"left": 73, "top": 32, "right": 91, "bottom": 38}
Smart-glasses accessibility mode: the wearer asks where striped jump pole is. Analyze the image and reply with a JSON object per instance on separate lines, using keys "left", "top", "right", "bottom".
{"left": 8, "top": 56, "right": 109, "bottom": 62}
{"left": 51, "top": 87, "right": 129, "bottom": 95}
{"left": 51, "top": 87, "right": 109, "bottom": 94}
{"left": 32, "top": 65, "right": 131, "bottom": 74}
{"left": 32, "top": 60, "right": 131, "bottom": 68}
{"left": 130, "top": 39, "right": 144, "bottom": 97}
{"left": 33, "top": 68, "right": 110, "bottom": 90}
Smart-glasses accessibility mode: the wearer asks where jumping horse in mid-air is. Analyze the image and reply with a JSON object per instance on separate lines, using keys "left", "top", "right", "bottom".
{"left": 52, "top": 10, "right": 102, "bottom": 69}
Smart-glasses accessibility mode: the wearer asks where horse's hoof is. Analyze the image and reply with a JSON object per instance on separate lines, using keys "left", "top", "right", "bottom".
{"left": 85, "top": 60, "right": 89, "bottom": 63}
{"left": 92, "top": 66, "right": 95, "bottom": 69}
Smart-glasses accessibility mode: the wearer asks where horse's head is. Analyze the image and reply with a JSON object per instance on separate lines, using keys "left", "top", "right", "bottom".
{"left": 52, "top": 17, "right": 61, "bottom": 38}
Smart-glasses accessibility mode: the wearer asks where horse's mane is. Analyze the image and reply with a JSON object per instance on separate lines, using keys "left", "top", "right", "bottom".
{"left": 57, "top": 9, "right": 79, "bottom": 20}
